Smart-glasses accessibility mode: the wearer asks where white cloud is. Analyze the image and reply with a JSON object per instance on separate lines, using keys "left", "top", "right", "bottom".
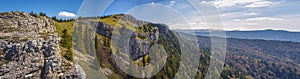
{"left": 245, "top": 1, "right": 279, "bottom": 8}
{"left": 169, "top": 1, "right": 176, "bottom": 6}
{"left": 201, "top": 0, "right": 279, "bottom": 8}
{"left": 246, "top": 23, "right": 261, "bottom": 26}
{"left": 201, "top": 0, "right": 262, "bottom": 8}
{"left": 220, "top": 14, "right": 300, "bottom": 31}
{"left": 232, "top": 19, "right": 242, "bottom": 21}
{"left": 243, "top": 12, "right": 259, "bottom": 16}
{"left": 58, "top": 11, "right": 76, "bottom": 18}
{"left": 189, "top": 0, "right": 300, "bottom": 31}
{"left": 246, "top": 17, "right": 284, "bottom": 21}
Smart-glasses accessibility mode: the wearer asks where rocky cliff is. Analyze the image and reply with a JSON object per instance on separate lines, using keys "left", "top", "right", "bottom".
{"left": 92, "top": 14, "right": 181, "bottom": 79}
{"left": 0, "top": 12, "right": 82, "bottom": 79}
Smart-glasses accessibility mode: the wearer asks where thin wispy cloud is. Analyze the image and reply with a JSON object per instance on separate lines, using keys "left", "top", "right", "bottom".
{"left": 246, "top": 17, "right": 284, "bottom": 21}
{"left": 247, "top": 23, "right": 261, "bottom": 26}
{"left": 245, "top": 1, "right": 275, "bottom": 8}
{"left": 185, "top": 0, "right": 300, "bottom": 31}
{"left": 245, "top": 1, "right": 279, "bottom": 8}
{"left": 201, "top": 0, "right": 280, "bottom": 8}
{"left": 243, "top": 12, "right": 259, "bottom": 16}
{"left": 232, "top": 19, "right": 242, "bottom": 21}
{"left": 58, "top": 11, "right": 76, "bottom": 18}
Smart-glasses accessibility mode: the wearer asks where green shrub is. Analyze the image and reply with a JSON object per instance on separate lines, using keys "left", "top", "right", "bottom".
{"left": 60, "top": 29, "right": 74, "bottom": 62}
{"left": 0, "top": 48, "right": 3, "bottom": 55}
{"left": 0, "top": 60, "right": 9, "bottom": 66}
{"left": 143, "top": 55, "right": 150, "bottom": 65}
{"left": 60, "top": 29, "right": 72, "bottom": 49}
{"left": 63, "top": 48, "right": 74, "bottom": 62}
{"left": 39, "top": 12, "right": 46, "bottom": 16}
{"left": 29, "top": 11, "right": 38, "bottom": 17}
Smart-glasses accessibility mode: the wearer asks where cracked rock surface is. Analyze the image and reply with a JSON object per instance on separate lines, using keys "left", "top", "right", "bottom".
{"left": 0, "top": 12, "right": 83, "bottom": 79}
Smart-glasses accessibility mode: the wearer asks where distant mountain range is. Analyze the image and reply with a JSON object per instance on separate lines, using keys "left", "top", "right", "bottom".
{"left": 176, "top": 29, "right": 300, "bottom": 42}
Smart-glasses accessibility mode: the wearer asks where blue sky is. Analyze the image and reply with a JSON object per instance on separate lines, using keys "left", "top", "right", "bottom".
{"left": 1, "top": 0, "right": 300, "bottom": 31}
{"left": 0, "top": 0, "right": 83, "bottom": 17}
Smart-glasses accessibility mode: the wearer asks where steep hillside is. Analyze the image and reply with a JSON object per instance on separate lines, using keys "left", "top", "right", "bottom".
{"left": 0, "top": 12, "right": 83, "bottom": 79}
{"left": 91, "top": 14, "right": 182, "bottom": 79}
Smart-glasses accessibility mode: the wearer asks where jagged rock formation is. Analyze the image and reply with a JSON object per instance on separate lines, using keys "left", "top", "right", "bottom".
{"left": 0, "top": 12, "right": 82, "bottom": 79}
{"left": 92, "top": 14, "right": 181, "bottom": 79}
{"left": 96, "top": 22, "right": 159, "bottom": 60}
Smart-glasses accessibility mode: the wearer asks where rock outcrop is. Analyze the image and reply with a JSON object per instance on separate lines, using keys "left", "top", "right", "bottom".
{"left": 96, "top": 22, "right": 160, "bottom": 60}
{"left": 93, "top": 14, "right": 181, "bottom": 78}
{"left": 0, "top": 12, "right": 82, "bottom": 79}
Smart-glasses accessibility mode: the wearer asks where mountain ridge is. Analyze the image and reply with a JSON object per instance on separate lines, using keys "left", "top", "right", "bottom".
{"left": 176, "top": 29, "right": 300, "bottom": 42}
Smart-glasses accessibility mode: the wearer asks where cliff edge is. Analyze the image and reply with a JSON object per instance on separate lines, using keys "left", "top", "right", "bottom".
{"left": 0, "top": 12, "right": 82, "bottom": 79}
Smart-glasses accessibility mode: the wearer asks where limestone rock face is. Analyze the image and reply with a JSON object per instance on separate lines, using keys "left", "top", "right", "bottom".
{"left": 96, "top": 22, "right": 113, "bottom": 37}
{"left": 96, "top": 22, "right": 160, "bottom": 60}
{"left": 94, "top": 14, "right": 181, "bottom": 79}
{"left": 0, "top": 12, "right": 82, "bottom": 79}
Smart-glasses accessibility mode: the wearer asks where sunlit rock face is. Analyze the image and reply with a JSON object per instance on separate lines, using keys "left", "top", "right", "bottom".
{"left": 93, "top": 14, "right": 181, "bottom": 79}
{"left": 0, "top": 12, "right": 82, "bottom": 79}
{"left": 96, "top": 19, "right": 160, "bottom": 60}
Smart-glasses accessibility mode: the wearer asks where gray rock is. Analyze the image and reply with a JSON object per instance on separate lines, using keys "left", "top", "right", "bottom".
{"left": 0, "top": 12, "right": 82, "bottom": 79}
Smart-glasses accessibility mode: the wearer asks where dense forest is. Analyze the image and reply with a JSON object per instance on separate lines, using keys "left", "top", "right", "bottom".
{"left": 196, "top": 35, "right": 300, "bottom": 79}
